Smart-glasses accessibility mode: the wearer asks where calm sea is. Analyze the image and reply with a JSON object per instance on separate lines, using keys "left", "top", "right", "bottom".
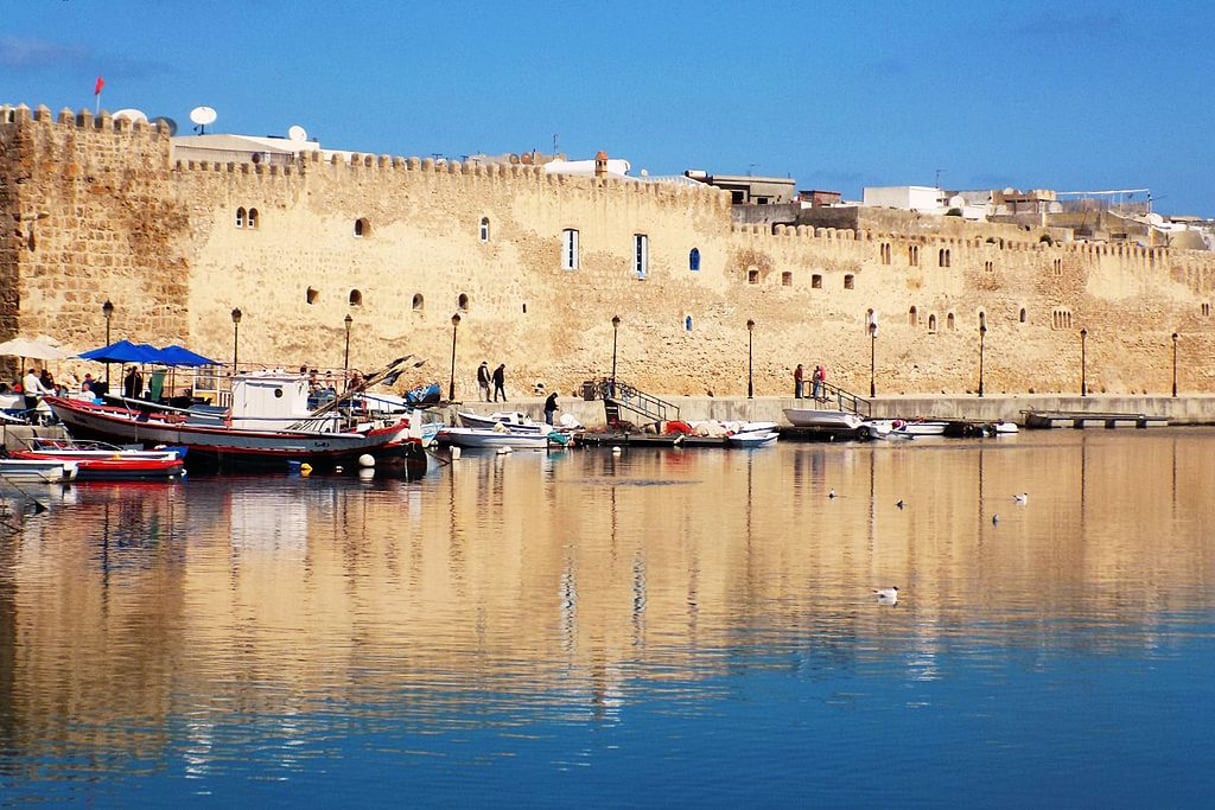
{"left": 2, "top": 430, "right": 1213, "bottom": 808}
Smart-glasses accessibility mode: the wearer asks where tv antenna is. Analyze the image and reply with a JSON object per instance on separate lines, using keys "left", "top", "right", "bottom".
{"left": 189, "top": 105, "right": 217, "bottom": 134}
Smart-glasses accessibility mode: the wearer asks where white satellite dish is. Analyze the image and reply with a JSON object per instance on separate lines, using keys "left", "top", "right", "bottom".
{"left": 113, "top": 108, "right": 148, "bottom": 124}
{"left": 287, "top": 124, "right": 308, "bottom": 142}
{"left": 189, "top": 105, "right": 217, "bottom": 133}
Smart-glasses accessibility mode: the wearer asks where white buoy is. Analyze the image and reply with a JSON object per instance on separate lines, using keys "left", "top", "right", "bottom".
{"left": 358, "top": 453, "right": 375, "bottom": 468}
{"left": 611, "top": 446, "right": 622, "bottom": 455}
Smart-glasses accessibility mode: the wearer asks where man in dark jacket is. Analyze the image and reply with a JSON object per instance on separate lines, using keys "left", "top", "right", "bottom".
{"left": 492, "top": 364, "right": 507, "bottom": 402}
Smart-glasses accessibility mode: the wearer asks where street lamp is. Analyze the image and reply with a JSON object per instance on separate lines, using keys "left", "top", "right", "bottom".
{"left": 868, "top": 320, "right": 877, "bottom": 398}
{"left": 610, "top": 314, "right": 621, "bottom": 397}
{"left": 1080, "top": 328, "right": 1088, "bottom": 397}
{"left": 746, "top": 319, "right": 755, "bottom": 399}
{"left": 978, "top": 323, "right": 987, "bottom": 397}
{"left": 230, "top": 307, "right": 242, "bottom": 373}
{"left": 343, "top": 313, "right": 353, "bottom": 388}
{"left": 101, "top": 299, "right": 114, "bottom": 388}
{"left": 448, "top": 312, "right": 460, "bottom": 401}
{"left": 1171, "top": 332, "right": 1179, "bottom": 398}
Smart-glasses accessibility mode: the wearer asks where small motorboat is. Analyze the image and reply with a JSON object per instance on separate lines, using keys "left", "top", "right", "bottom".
{"left": 889, "top": 419, "right": 948, "bottom": 438}
{"left": 435, "top": 425, "right": 554, "bottom": 450}
{"left": 0, "top": 458, "right": 79, "bottom": 483}
{"left": 726, "top": 431, "right": 778, "bottom": 448}
{"left": 782, "top": 407, "right": 864, "bottom": 431}
{"left": 9, "top": 438, "right": 186, "bottom": 480}
{"left": 457, "top": 411, "right": 548, "bottom": 433}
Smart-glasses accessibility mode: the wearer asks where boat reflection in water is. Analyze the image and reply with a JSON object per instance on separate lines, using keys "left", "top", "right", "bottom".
{"left": 3, "top": 430, "right": 1215, "bottom": 806}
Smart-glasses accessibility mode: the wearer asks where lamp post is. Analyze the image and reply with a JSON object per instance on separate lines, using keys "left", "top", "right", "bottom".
{"left": 868, "top": 320, "right": 877, "bottom": 398}
{"left": 230, "top": 307, "right": 242, "bottom": 373}
{"left": 343, "top": 313, "right": 353, "bottom": 388}
{"left": 1171, "top": 332, "right": 1179, "bottom": 398}
{"left": 978, "top": 323, "right": 987, "bottom": 397}
{"left": 746, "top": 319, "right": 755, "bottom": 399}
{"left": 610, "top": 314, "right": 620, "bottom": 397}
{"left": 448, "top": 312, "right": 460, "bottom": 401}
{"left": 1080, "top": 328, "right": 1088, "bottom": 397}
{"left": 101, "top": 299, "right": 114, "bottom": 388}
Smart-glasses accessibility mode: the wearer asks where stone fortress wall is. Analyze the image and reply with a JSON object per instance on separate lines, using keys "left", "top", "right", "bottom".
{"left": 3, "top": 102, "right": 1214, "bottom": 398}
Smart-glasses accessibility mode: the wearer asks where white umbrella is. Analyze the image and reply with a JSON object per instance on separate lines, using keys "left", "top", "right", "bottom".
{"left": 0, "top": 335, "right": 72, "bottom": 360}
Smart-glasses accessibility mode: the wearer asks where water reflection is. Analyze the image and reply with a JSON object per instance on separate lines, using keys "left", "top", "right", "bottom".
{"left": 2, "top": 431, "right": 1214, "bottom": 802}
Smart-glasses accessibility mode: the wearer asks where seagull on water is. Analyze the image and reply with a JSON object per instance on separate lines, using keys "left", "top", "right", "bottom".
{"left": 873, "top": 586, "right": 899, "bottom": 606}
{"left": 1013, "top": 492, "right": 1028, "bottom": 505}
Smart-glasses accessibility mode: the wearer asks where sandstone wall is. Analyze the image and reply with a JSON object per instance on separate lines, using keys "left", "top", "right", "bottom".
{"left": 3, "top": 103, "right": 1214, "bottom": 398}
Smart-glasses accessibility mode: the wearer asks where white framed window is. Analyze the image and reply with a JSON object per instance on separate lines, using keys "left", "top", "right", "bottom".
{"left": 634, "top": 234, "right": 649, "bottom": 279}
{"left": 480, "top": 216, "right": 490, "bottom": 242}
{"left": 562, "top": 228, "right": 579, "bottom": 270}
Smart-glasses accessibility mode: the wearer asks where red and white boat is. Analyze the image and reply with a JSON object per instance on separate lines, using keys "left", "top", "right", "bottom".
{"left": 8, "top": 438, "right": 186, "bottom": 480}
{"left": 44, "top": 360, "right": 428, "bottom": 476}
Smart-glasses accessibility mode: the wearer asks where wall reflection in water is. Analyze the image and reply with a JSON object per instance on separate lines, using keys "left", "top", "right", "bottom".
{"left": 2, "top": 430, "right": 1213, "bottom": 787}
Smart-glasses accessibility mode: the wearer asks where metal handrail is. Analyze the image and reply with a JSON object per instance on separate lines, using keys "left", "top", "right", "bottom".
{"left": 811, "top": 380, "right": 872, "bottom": 417}
{"left": 595, "top": 377, "right": 680, "bottom": 425}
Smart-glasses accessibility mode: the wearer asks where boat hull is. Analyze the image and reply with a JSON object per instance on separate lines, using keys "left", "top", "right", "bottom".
{"left": 782, "top": 407, "right": 864, "bottom": 430}
{"left": 45, "top": 396, "right": 427, "bottom": 476}
{"left": 436, "top": 427, "right": 552, "bottom": 449}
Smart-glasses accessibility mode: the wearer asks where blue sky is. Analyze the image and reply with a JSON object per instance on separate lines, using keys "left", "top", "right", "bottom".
{"left": 4, "top": 1, "right": 1214, "bottom": 216}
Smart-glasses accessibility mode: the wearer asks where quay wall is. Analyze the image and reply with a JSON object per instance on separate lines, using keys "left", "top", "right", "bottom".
{"left": 4, "top": 102, "right": 1215, "bottom": 400}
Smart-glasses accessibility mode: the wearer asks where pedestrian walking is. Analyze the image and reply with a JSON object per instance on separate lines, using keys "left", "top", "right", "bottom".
{"left": 492, "top": 363, "right": 507, "bottom": 402}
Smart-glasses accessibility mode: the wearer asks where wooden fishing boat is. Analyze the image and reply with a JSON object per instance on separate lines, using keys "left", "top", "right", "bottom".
{"left": 9, "top": 438, "right": 186, "bottom": 480}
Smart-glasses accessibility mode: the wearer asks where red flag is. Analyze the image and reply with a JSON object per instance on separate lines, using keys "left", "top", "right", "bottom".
{"left": 94, "top": 76, "right": 105, "bottom": 96}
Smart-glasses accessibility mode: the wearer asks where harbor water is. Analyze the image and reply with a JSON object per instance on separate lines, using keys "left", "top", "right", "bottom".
{"left": 2, "top": 429, "right": 1214, "bottom": 807}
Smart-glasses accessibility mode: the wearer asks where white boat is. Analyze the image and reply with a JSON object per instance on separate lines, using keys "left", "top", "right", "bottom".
{"left": 991, "top": 420, "right": 1019, "bottom": 435}
{"left": 890, "top": 419, "right": 948, "bottom": 437}
{"left": 457, "top": 410, "right": 547, "bottom": 433}
{"left": 436, "top": 425, "right": 554, "bottom": 450}
{"left": 726, "top": 431, "right": 778, "bottom": 447}
{"left": 0, "top": 458, "right": 79, "bottom": 483}
{"left": 783, "top": 407, "right": 864, "bottom": 430}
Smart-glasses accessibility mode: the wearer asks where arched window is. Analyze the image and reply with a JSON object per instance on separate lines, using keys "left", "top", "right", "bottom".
{"left": 349, "top": 289, "right": 363, "bottom": 306}
{"left": 354, "top": 217, "right": 370, "bottom": 238}
{"left": 908, "top": 306, "right": 918, "bottom": 326}
{"left": 306, "top": 287, "right": 318, "bottom": 305}
{"left": 781, "top": 271, "right": 793, "bottom": 287}
{"left": 928, "top": 314, "right": 938, "bottom": 332}
{"left": 247, "top": 208, "right": 259, "bottom": 229}
{"left": 412, "top": 293, "right": 424, "bottom": 312}
{"left": 689, "top": 248, "right": 700, "bottom": 271}
{"left": 938, "top": 248, "right": 951, "bottom": 267}
{"left": 946, "top": 312, "right": 956, "bottom": 330}
{"left": 844, "top": 274, "right": 855, "bottom": 289}
{"left": 684, "top": 315, "right": 693, "bottom": 331}
{"left": 479, "top": 216, "right": 490, "bottom": 242}
{"left": 235, "top": 207, "right": 246, "bottom": 228}
{"left": 880, "top": 243, "right": 892, "bottom": 265}
{"left": 561, "top": 228, "right": 579, "bottom": 270}
{"left": 1019, "top": 307, "right": 1027, "bottom": 323}
{"left": 457, "top": 293, "right": 469, "bottom": 311}
{"left": 747, "top": 268, "right": 759, "bottom": 284}
{"left": 909, "top": 245, "right": 920, "bottom": 266}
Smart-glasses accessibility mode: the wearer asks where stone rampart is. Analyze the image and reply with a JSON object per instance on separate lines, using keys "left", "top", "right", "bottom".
{"left": 2, "top": 102, "right": 1214, "bottom": 399}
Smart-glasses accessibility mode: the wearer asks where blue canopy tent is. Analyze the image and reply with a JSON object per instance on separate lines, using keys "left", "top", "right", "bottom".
{"left": 77, "top": 340, "right": 221, "bottom": 401}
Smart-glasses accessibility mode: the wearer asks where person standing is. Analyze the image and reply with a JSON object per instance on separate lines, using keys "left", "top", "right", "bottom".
{"left": 544, "top": 391, "right": 559, "bottom": 425}
{"left": 22, "top": 367, "right": 49, "bottom": 416}
{"left": 794, "top": 364, "right": 805, "bottom": 399}
{"left": 123, "top": 366, "right": 143, "bottom": 399}
{"left": 812, "top": 363, "right": 827, "bottom": 400}
{"left": 477, "top": 361, "right": 491, "bottom": 402}
{"left": 492, "top": 363, "right": 507, "bottom": 402}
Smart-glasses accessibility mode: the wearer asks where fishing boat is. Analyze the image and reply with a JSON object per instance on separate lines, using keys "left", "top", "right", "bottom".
{"left": 45, "top": 357, "right": 428, "bottom": 476}
{"left": 8, "top": 438, "right": 185, "bottom": 480}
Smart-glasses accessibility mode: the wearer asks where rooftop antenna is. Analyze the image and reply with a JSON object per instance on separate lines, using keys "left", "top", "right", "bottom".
{"left": 553, "top": 133, "right": 559, "bottom": 154}
{"left": 935, "top": 168, "right": 944, "bottom": 188}
{"left": 189, "top": 105, "right": 217, "bottom": 134}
